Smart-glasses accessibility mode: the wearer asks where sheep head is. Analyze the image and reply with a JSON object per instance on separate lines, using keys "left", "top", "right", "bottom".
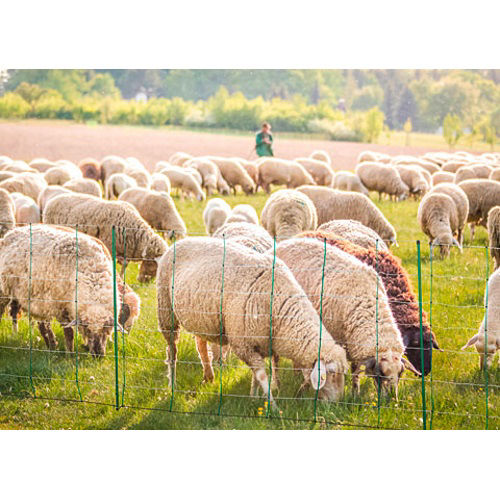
{"left": 401, "top": 326, "right": 440, "bottom": 376}
{"left": 308, "top": 359, "right": 346, "bottom": 401}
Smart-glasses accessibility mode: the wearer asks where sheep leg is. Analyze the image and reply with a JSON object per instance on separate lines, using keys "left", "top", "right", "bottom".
{"left": 38, "top": 321, "right": 57, "bottom": 350}
{"left": 9, "top": 300, "right": 21, "bottom": 335}
{"left": 351, "top": 362, "right": 362, "bottom": 395}
{"left": 271, "top": 353, "right": 280, "bottom": 391}
{"left": 195, "top": 337, "right": 214, "bottom": 383}
{"left": 120, "top": 260, "right": 128, "bottom": 279}
{"left": 210, "top": 343, "right": 230, "bottom": 364}
{"left": 64, "top": 326, "right": 74, "bottom": 352}
{"left": 470, "top": 223, "right": 476, "bottom": 242}
{"left": 165, "top": 329, "right": 180, "bottom": 388}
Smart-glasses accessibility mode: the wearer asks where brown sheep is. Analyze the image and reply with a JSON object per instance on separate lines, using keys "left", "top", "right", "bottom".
{"left": 78, "top": 158, "right": 102, "bottom": 182}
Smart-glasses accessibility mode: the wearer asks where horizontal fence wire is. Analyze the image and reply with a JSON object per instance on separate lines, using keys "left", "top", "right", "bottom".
{"left": 0, "top": 223, "right": 498, "bottom": 430}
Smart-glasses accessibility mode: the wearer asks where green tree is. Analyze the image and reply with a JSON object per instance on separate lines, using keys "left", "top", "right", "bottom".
{"left": 443, "top": 114, "right": 463, "bottom": 150}
{"left": 363, "top": 107, "right": 385, "bottom": 143}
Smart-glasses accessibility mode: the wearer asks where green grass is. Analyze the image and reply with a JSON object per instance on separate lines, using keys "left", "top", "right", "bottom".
{"left": 0, "top": 191, "right": 498, "bottom": 429}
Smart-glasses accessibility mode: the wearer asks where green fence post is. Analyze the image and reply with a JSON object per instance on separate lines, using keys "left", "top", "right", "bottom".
{"left": 429, "top": 241, "right": 434, "bottom": 429}
{"left": 28, "top": 223, "right": 35, "bottom": 397}
{"left": 313, "top": 238, "right": 327, "bottom": 421}
{"left": 375, "top": 238, "right": 380, "bottom": 426}
{"left": 416, "top": 241, "right": 427, "bottom": 430}
{"left": 111, "top": 226, "right": 120, "bottom": 411}
{"left": 484, "top": 245, "right": 489, "bottom": 430}
{"left": 120, "top": 227, "right": 127, "bottom": 407}
{"left": 217, "top": 235, "right": 227, "bottom": 415}
{"left": 74, "top": 225, "right": 82, "bottom": 401}
{"left": 169, "top": 234, "right": 176, "bottom": 412}
{"left": 266, "top": 236, "right": 277, "bottom": 417}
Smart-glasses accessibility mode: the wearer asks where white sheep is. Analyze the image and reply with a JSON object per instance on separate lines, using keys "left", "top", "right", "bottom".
{"left": 203, "top": 198, "right": 232, "bottom": 235}
{"left": 213, "top": 222, "right": 273, "bottom": 253}
{"left": 294, "top": 157, "right": 334, "bottom": 186}
{"left": 309, "top": 150, "right": 331, "bottom": 165}
{"left": 63, "top": 178, "right": 102, "bottom": 198}
{"left": 333, "top": 171, "right": 369, "bottom": 196}
{"left": 10, "top": 192, "right": 41, "bottom": 224}
{"left": 0, "top": 188, "right": 15, "bottom": 237}
{"left": 38, "top": 185, "right": 72, "bottom": 214}
{"left": 225, "top": 204, "right": 259, "bottom": 225}
{"left": 105, "top": 173, "right": 137, "bottom": 200}
{"left": 158, "top": 165, "right": 205, "bottom": 201}
{"left": 150, "top": 173, "right": 171, "bottom": 194}
{"left": 355, "top": 162, "right": 409, "bottom": 201}
{"left": 257, "top": 158, "right": 316, "bottom": 193}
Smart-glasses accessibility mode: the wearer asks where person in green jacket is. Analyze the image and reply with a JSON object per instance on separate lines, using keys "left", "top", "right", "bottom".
{"left": 255, "top": 122, "right": 274, "bottom": 157}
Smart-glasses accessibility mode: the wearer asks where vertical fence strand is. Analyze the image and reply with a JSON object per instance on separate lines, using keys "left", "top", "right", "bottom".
{"left": 217, "top": 235, "right": 226, "bottom": 416}
{"left": 266, "top": 237, "right": 277, "bottom": 417}
{"left": 27, "top": 223, "right": 35, "bottom": 397}
{"left": 169, "top": 235, "right": 176, "bottom": 412}
{"left": 416, "top": 241, "right": 427, "bottom": 430}
{"left": 120, "top": 227, "right": 127, "bottom": 407}
{"left": 429, "top": 241, "right": 434, "bottom": 429}
{"left": 375, "top": 239, "right": 380, "bottom": 427}
{"left": 74, "top": 225, "right": 82, "bottom": 401}
{"left": 484, "top": 245, "right": 489, "bottom": 430}
{"left": 111, "top": 226, "right": 120, "bottom": 411}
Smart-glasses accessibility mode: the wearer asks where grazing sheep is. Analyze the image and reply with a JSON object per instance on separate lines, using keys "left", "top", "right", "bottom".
{"left": 432, "top": 171, "right": 455, "bottom": 186}
{"left": 357, "top": 151, "right": 391, "bottom": 164}
{"left": 118, "top": 187, "right": 187, "bottom": 241}
{"left": 78, "top": 158, "right": 101, "bottom": 181}
{"left": 333, "top": 171, "right": 369, "bottom": 196}
{"left": 418, "top": 167, "right": 432, "bottom": 187}
{"left": 394, "top": 165, "right": 429, "bottom": 197}
{"left": 455, "top": 165, "right": 494, "bottom": 184}
{"left": 462, "top": 267, "right": 500, "bottom": 369}
{"left": 3, "top": 161, "right": 37, "bottom": 174}
{"left": 457, "top": 179, "right": 500, "bottom": 241}
{"left": 412, "top": 161, "right": 440, "bottom": 175}
{"left": 441, "top": 160, "right": 468, "bottom": 173}
{"left": 10, "top": 193, "right": 40, "bottom": 224}
{"left": 100, "top": 155, "right": 127, "bottom": 185}
{"left": 231, "top": 158, "right": 259, "bottom": 185}
{"left": 296, "top": 186, "right": 397, "bottom": 245}
{"left": 157, "top": 237, "right": 348, "bottom": 401}
{"left": 355, "top": 162, "right": 409, "bottom": 201}
{"left": 418, "top": 192, "right": 461, "bottom": 257}
{"left": 430, "top": 183, "right": 469, "bottom": 245}
{"left": 124, "top": 165, "right": 152, "bottom": 189}
{"left": 0, "top": 172, "right": 15, "bottom": 183}
{"left": 294, "top": 157, "right": 334, "bottom": 186}
{"left": 183, "top": 167, "right": 203, "bottom": 187}
{"left": 43, "top": 193, "right": 167, "bottom": 278}
{"left": 0, "top": 225, "right": 126, "bottom": 355}
{"left": 213, "top": 222, "right": 274, "bottom": 253}
{"left": 159, "top": 165, "right": 205, "bottom": 201}
{"left": 0, "top": 156, "right": 12, "bottom": 168}
{"left": 203, "top": 198, "right": 231, "bottom": 235}
{"left": 261, "top": 189, "right": 317, "bottom": 241}
{"left": 203, "top": 157, "right": 256, "bottom": 194}
{"left": 105, "top": 173, "right": 137, "bottom": 200}
{"left": 150, "top": 173, "right": 171, "bottom": 194}
{"left": 185, "top": 158, "right": 219, "bottom": 196}
{"left": 310, "top": 150, "right": 331, "bottom": 165}
{"left": 317, "top": 219, "right": 389, "bottom": 251}
{"left": 169, "top": 152, "right": 193, "bottom": 166}
{"left": 487, "top": 207, "right": 500, "bottom": 270}
{"left": 38, "top": 186, "right": 72, "bottom": 214}
{"left": 63, "top": 178, "right": 102, "bottom": 198}
{"left": 0, "top": 173, "right": 47, "bottom": 202}
{"left": 274, "top": 238, "right": 416, "bottom": 396}
{"left": 44, "top": 166, "right": 75, "bottom": 186}
{"left": 257, "top": 158, "right": 316, "bottom": 194}
{"left": 299, "top": 231, "right": 440, "bottom": 374}
{"left": 489, "top": 169, "right": 500, "bottom": 182}
{"left": 29, "top": 158, "right": 57, "bottom": 173}
{"left": 0, "top": 188, "right": 15, "bottom": 237}
{"left": 225, "top": 204, "right": 259, "bottom": 225}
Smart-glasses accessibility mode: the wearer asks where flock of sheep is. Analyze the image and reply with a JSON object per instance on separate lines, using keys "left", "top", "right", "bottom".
{"left": 0, "top": 147, "right": 499, "bottom": 407}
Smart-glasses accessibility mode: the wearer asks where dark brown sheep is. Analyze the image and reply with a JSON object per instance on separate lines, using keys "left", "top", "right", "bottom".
{"left": 78, "top": 158, "right": 101, "bottom": 182}
{"left": 299, "top": 230, "right": 440, "bottom": 375}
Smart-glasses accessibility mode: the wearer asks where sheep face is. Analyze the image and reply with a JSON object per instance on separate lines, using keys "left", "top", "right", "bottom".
{"left": 242, "top": 181, "right": 256, "bottom": 195}
{"left": 432, "top": 234, "right": 461, "bottom": 258}
{"left": 82, "top": 322, "right": 114, "bottom": 356}
{"left": 309, "top": 360, "right": 345, "bottom": 401}
{"left": 138, "top": 259, "right": 158, "bottom": 283}
{"left": 402, "top": 327, "right": 435, "bottom": 376}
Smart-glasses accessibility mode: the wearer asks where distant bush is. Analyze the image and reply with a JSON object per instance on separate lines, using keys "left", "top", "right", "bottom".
{"left": 137, "top": 98, "right": 170, "bottom": 126}
{"left": 32, "top": 91, "right": 70, "bottom": 119}
{"left": 70, "top": 97, "right": 102, "bottom": 123}
{"left": 307, "top": 118, "right": 363, "bottom": 142}
{"left": 0, "top": 93, "right": 31, "bottom": 119}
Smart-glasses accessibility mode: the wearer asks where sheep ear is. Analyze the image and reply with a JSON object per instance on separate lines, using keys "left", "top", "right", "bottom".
{"left": 326, "top": 361, "right": 340, "bottom": 374}
{"left": 452, "top": 237, "right": 462, "bottom": 253}
{"left": 462, "top": 334, "right": 479, "bottom": 350}
{"left": 310, "top": 360, "right": 327, "bottom": 390}
{"left": 402, "top": 357, "right": 421, "bottom": 376}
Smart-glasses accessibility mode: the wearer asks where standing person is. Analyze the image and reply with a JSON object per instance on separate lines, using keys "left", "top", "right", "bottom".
{"left": 255, "top": 122, "right": 274, "bottom": 157}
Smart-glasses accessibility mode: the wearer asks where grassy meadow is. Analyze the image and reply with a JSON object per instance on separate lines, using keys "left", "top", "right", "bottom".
{"left": 0, "top": 190, "right": 498, "bottom": 430}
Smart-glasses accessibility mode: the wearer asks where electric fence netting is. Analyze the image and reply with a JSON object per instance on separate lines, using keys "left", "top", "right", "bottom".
{"left": 0, "top": 223, "right": 498, "bottom": 430}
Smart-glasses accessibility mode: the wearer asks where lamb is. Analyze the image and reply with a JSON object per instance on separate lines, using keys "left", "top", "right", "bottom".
{"left": 157, "top": 237, "right": 348, "bottom": 402}
{"left": 432, "top": 171, "right": 455, "bottom": 186}
{"left": 296, "top": 186, "right": 397, "bottom": 245}
{"left": 169, "top": 152, "right": 193, "bottom": 166}
{"left": 317, "top": 219, "right": 389, "bottom": 251}
{"left": 105, "top": 173, "right": 137, "bottom": 199}
{"left": 261, "top": 189, "right": 317, "bottom": 241}
{"left": 0, "top": 172, "right": 48, "bottom": 202}
{"left": 257, "top": 158, "right": 316, "bottom": 194}
{"left": 294, "top": 157, "right": 334, "bottom": 186}
{"left": 203, "top": 198, "right": 232, "bottom": 235}
{"left": 38, "top": 185, "right": 72, "bottom": 214}
{"left": 355, "top": 162, "right": 409, "bottom": 201}
{"left": 202, "top": 157, "right": 256, "bottom": 194}
{"left": 299, "top": 231, "right": 440, "bottom": 375}
{"left": 29, "top": 158, "right": 58, "bottom": 173}
{"left": 150, "top": 173, "right": 171, "bottom": 194}
{"left": 78, "top": 158, "right": 101, "bottom": 182}
{"left": 185, "top": 158, "right": 219, "bottom": 196}
{"left": 10, "top": 193, "right": 41, "bottom": 224}
{"left": 430, "top": 183, "right": 469, "bottom": 245}
{"left": 394, "top": 165, "right": 429, "bottom": 197}
{"left": 462, "top": 266, "right": 500, "bottom": 369}
{"left": 225, "top": 204, "right": 259, "bottom": 225}
{"left": 213, "top": 222, "right": 274, "bottom": 253}
{"left": 417, "top": 192, "right": 461, "bottom": 257}
{"left": 63, "top": 178, "right": 102, "bottom": 198}
{"left": 158, "top": 165, "right": 205, "bottom": 201}
{"left": 118, "top": 187, "right": 187, "bottom": 240}
{"left": 274, "top": 238, "right": 417, "bottom": 396}
{"left": 0, "top": 225, "right": 119, "bottom": 355}
{"left": 457, "top": 179, "right": 500, "bottom": 241}
{"left": 100, "top": 155, "right": 127, "bottom": 185}
{"left": 309, "top": 150, "right": 331, "bottom": 165}
{"left": 0, "top": 188, "right": 15, "bottom": 238}
{"left": 43, "top": 193, "right": 167, "bottom": 278}
{"left": 487, "top": 207, "right": 500, "bottom": 269}
{"left": 333, "top": 171, "right": 369, "bottom": 196}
